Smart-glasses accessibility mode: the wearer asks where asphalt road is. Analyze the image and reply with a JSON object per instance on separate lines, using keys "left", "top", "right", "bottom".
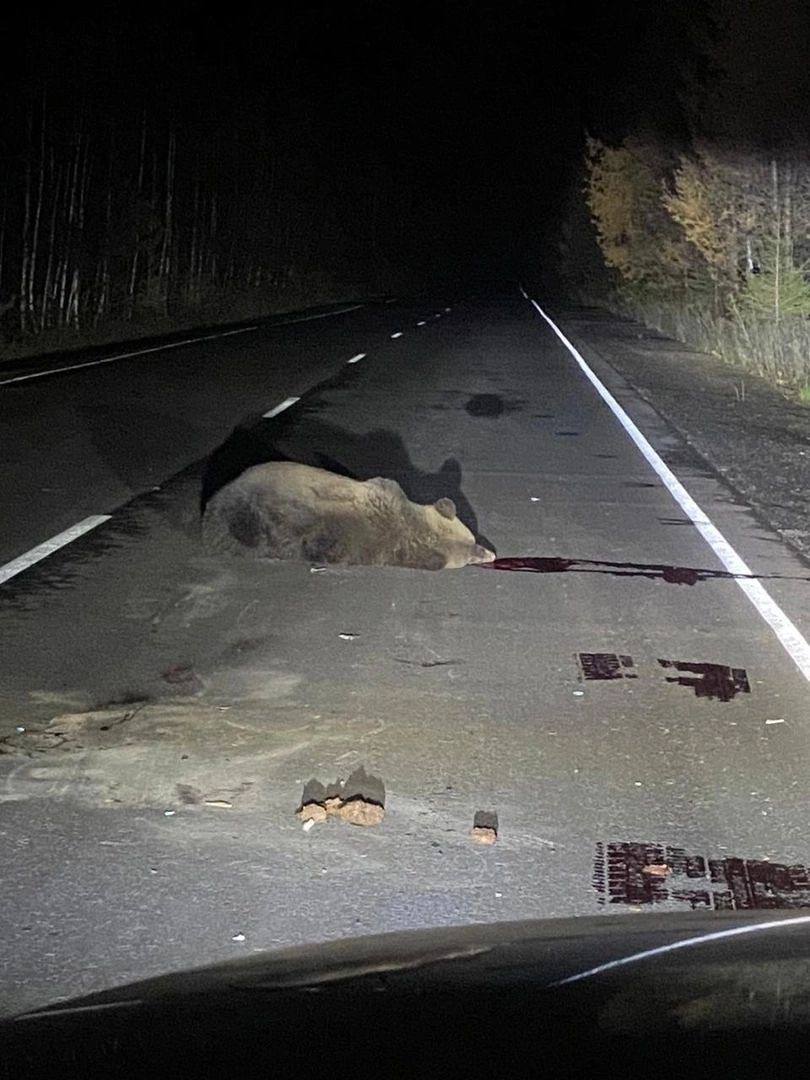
{"left": 2, "top": 287, "right": 810, "bottom": 1015}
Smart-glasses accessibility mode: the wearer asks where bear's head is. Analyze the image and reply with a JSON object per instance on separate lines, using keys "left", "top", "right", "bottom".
{"left": 365, "top": 477, "right": 495, "bottom": 570}
{"left": 423, "top": 496, "right": 496, "bottom": 569}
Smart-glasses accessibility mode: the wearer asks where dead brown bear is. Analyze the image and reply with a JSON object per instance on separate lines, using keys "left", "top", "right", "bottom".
{"left": 202, "top": 462, "right": 495, "bottom": 570}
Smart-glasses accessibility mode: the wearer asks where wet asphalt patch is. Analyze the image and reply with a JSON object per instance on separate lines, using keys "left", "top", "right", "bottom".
{"left": 594, "top": 841, "right": 810, "bottom": 910}
{"left": 658, "top": 659, "right": 751, "bottom": 701}
{"left": 577, "top": 653, "right": 638, "bottom": 681}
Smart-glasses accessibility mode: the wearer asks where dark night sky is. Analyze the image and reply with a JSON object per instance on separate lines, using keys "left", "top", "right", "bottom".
{"left": 4, "top": 1, "right": 804, "bottom": 285}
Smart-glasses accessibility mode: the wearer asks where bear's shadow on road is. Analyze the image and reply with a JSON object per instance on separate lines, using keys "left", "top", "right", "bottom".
{"left": 201, "top": 410, "right": 496, "bottom": 553}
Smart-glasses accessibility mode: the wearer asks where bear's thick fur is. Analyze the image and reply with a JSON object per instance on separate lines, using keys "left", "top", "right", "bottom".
{"left": 202, "top": 462, "right": 495, "bottom": 570}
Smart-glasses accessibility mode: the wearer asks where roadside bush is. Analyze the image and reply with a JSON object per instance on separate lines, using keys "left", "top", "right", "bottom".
{"left": 581, "top": 136, "right": 810, "bottom": 390}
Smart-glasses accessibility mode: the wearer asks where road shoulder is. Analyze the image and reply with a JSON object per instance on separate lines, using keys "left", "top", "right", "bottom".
{"left": 554, "top": 307, "right": 810, "bottom": 564}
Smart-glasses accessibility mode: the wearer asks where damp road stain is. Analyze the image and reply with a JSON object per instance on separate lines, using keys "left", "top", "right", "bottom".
{"left": 594, "top": 842, "right": 810, "bottom": 910}
{"left": 577, "top": 653, "right": 638, "bottom": 681}
{"left": 658, "top": 659, "right": 751, "bottom": 701}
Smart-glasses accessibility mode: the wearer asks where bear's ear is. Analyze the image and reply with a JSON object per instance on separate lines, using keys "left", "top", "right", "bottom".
{"left": 439, "top": 457, "right": 461, "bottom": 482}
{"left": 434, "top": 497, "right": 456, "bottom": 520}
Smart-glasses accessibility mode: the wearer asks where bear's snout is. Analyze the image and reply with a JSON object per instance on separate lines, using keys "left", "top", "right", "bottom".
{"left": 471, "top": 544, "right": 496, "bottom": 564}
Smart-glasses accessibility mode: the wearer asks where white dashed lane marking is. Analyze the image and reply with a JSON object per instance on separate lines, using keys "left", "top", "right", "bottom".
{"left": 263, "top": 396, "right": 300, "bottom": 418}
{"left": 525, "top": 290, "right": 810, "bottom": 684}
{"left": 1, "top": 299, "right": 453, "bottom": 583}
{"left": 0, "top": 516, "right": 112, "bottom": 585}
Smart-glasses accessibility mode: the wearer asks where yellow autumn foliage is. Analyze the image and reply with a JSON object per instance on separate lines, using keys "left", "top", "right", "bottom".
{"left": 585, "top": 137, "right": 701, "bottom": 293}
{"left": 663, "top": 155, "right": 729, "bottom": 278}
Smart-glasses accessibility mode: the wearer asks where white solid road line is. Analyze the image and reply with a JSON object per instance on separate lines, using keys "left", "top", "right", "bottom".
{"left": 526, "top": 292, "right": 810, "bottom": 683}
{"left": 263, "top": 396, "right": 300, "bottom": 418}
{"left": 0, "top": 302, "right": 367, "bottom": 389}
{"left": 0, "top": 516, "right": 112, "bottom": 585}
{"left": 0, "top": 326, "right": 259, "bottom": 387}
{"left": 273, "top": 302, "right": 364, "bottom": 326}
{"left": 0, "top": 300, "right": 420, "bottom": 584}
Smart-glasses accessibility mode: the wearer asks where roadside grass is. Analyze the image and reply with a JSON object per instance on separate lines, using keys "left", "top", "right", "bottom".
{"left": 600, "top": 291, "right": 810, "bottom": 400}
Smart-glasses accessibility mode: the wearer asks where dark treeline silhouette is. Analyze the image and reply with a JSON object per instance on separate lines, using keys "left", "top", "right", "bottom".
{"left": 1, "top": 7, "right": 467, "bottom": 345}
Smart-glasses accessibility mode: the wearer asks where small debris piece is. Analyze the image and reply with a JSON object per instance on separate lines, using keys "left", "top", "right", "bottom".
{"left": 163, "top": 810, "right": 176, "bottom": 817}
{"left": 765, "top": 718, "right": 786, "bottom": 725}
{"left": 296, "top": 766, "right": 386, "bottom": 828}
{"left": 15, "top": 726, "right": 25, "bottom": 733}
{"left": 232, "top": 933, "right": 246, "bottom": 942}
{"left": 338, "top": 633, "right": 359, "bottom": 640}
{"left": 471, "top": 827, "right": 497, "bottom": 845}
{"left": 302, "top": 819, "right": 316, "bottom": 833}
{"left": 471, "top": 810, "right": 498, "bottom": 845}
{"left": 204, "top": 800, "right": 233, "bottom": 809}
{"left": 310, "top": 566, "right": 327, "bottom": 573}
{"left": 296, "top": 796, "right": 385, "bottom": 827}
{"left": 642, "top": 863, "right": 670, "bottom": 878}
{"left": 338, "top": 800, "right": 385, "bottom": 827}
